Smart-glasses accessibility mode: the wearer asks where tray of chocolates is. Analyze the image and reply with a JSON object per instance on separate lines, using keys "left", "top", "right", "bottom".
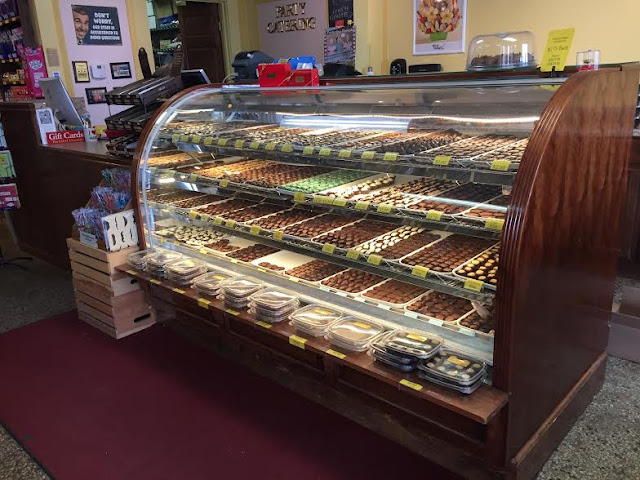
{"left": 173, "top": 194, "right": 226, "bottom": 209}
{"left": 453, "top": 245, "right": 499, "bottom": 288}
{"left": 274, "top": 129, "right": 378, "bottom": 147}
{"left": 155, "top": 224, "right": 225, "bottom": 247}
{"left": 313, "top": 219, "right": 397, "bottom": 250}
{"left": 152, "top": 190, "right": 208, "bottom": 206}
{"left": 405, "top": 290, "right": 475, "bottom": 324}
{"left": 400, "top": 234, "right": 497, "bottom": 273}
{"left": 422, "top": 135, "right": 520, "bottom": 160}
{"left": 250, "top": 250, "right": 311, "bottom": 274}
{"left": 195, "top": 198, "right": 258, "bottom": 217}
{"left": 458, "top": 302, "right": 495, "bottom": 336}
{"left": 472, "top": 138, "right": 529, "bottom": 166}
{"left": 407, "top": 183, "right": 504, "bottom": 216}
{"left": 360, "top": 178, "right": 459, "bottom": 208}
{"left": 203, "top": 236, "right": 254, "bottom": 254}
{"left": 331, "top": 132, "right": 406, "bottom": 151}
{"left": 320, "top": 268, "right": 386, "bottom": 295}
{"left": 460, "top": 195, "right": 510, "bottom": 221}
{"left": 284, "top": 259, "right": 347, "bottom": 284}
{"left": 227, "top": 164, "right": 330, "bottom": 189}
{"left": 247, "top": 208, "right": 320, "bottom": 231}
{"left": 180, "top": 160, "right": 275, "bottom": 180}
{"left": 221, "top": 127, "right": 312, "bottom": 145}
{"left": 148, "top": 152, "right": 201, "bottom": 169}
{"left": 362, "top": 279, "right": 428, "bottom": 308}
{"left": 283, "top": 213, "right": 356, "bottom": 238}
{"left": 280, "top": 169, "right": 373, "bottom": 194}
{"left": 163, "top": 121, "right": 269, "bottom": 137}
{"left": 375, "top": 130, "right": 466, "bottom": 156}
{"left": 320, "top": 174, "right": 395, "bottom": 200}
{"left": 226, "top": 244, "right": 280, "bottom": 263}
{"left": 223, "top": 203, "right": 284, "bottom": 223}
{"left": 355, "top": 227, "right": 442, "bottom": 261}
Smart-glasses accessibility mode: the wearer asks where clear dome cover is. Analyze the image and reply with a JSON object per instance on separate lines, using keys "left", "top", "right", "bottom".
{"left": 467, "top": 31, "right": 536, "bottom": 71}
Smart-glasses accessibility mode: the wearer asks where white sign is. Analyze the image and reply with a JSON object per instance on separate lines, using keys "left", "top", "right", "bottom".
{"left": 257, "top": 1, "right": 328, "bottom": 62}
{"left": 413, "top": 0, "right": 467, "bottom": 55}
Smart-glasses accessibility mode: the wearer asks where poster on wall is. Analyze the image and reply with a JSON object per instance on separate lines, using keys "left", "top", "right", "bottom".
{"left": 328, "top": 0, "right": 353, "bottom": 28}
{"left": 72, "top": 4, "right": 122, "bottom": 45}
{"left": 324, "top": 26, "right": 356, "bottom": 66}
{"left": 413, "top": 0, "right": 466, "bottom": 55}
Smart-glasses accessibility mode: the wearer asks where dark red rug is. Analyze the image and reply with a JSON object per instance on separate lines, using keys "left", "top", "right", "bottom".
{"left": 0, "top": 311, "right": 460, "bottom": 480}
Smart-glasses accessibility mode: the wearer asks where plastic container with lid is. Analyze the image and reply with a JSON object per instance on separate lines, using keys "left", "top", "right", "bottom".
{"left": 326, "top": 317, "right": 385, "bottom": 351}
{"left": 127, "top": 249, "right": 155, "bottom": 270}
{"left": 289, "top": 304, "right": 343, "bottom": 337}
{"left": 145, "top": 250, "right": 182, "bottom": 268}
{"left": 371, "top": 344, "right": 418, "bottom": 372}
{"left": 417, "top": 349, "right": 486, "bottom": 386}
{"left": 166, "top": 258, "right": 208, "bottom": 277}
{"left": 417, "top": 370, "right": 483, "bottom": 394}
{"left": 249, "top": 288, "right": 299, "bottom": 312}
{"left": 382, "top": 330, "right": 442, "bottom": 360}
{"left": 219, "top": 277, "right": 264, "bottom": 299}
{"left": 466, "top": 31, "right": 536, "bottom": 71}
{"left": 192, "top": 272, "right": 234, "bottom": 296}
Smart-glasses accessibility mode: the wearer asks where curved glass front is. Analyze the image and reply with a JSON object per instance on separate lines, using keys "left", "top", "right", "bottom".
{"left": 136, "top": 80, "right": 561, "bottom": 366}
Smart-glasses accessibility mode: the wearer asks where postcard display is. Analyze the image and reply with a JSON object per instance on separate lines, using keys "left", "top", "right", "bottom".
{"left": 123, "top": 67, "right": 638, "bottom": 478}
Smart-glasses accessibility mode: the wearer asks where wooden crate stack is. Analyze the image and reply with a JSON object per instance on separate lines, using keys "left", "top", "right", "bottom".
{"left": 67, "top": 238, "right": 156, "bottom": 338}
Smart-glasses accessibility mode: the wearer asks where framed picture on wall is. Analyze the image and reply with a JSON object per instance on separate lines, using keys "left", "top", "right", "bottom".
{"left": 85, "top": 87, "right": 108, "bottom": 104}
{"left": 110, "top": 62, "right": 132, "bottom": 79}
{"left": 72, "top": 61, "right": 90, "bottom": 83}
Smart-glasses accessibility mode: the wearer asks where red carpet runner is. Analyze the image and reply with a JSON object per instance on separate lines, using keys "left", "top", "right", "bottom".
{"left": 0, "top": 311, "right": 460, "bottom": 480}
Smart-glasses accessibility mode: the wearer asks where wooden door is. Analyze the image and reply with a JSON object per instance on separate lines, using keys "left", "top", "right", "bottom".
{"left": 177, "top": 2, "right": 225, "bottom": 83}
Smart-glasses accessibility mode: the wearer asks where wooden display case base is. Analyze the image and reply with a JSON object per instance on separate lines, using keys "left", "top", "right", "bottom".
{"left": 117, "top": 265, "right": 603, "bottom": 479}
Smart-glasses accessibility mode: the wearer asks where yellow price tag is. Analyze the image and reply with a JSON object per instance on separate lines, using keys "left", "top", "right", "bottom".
{"left": 434, "top": 155, "right": 451, "bottom": 166}
{"left": 399, "top": 379, "right": 423, "bottom": 392}
{"left": 213, "top": 216, "right": 223, "bottom": 226}
{"left": 354, "top": 201, "right": 370, "bottom": 211}
{"left": 322, "top": 243, "right": 336, "bottom": 254}
{"left": 339, "top": 149, "right": 352, "bottom": 158}
{"left": 204, "top": 137, "right": 215, "bottom": 145}
{"left": 361, "top": 151, "right": 376, "bottom": 160}
{"left": 198, "top": 298, "right": 211, "bottom": 309}
{"left": 383, "top": 152, "right": 398, "bottom": 161}
{"left": 125, "top": 269, "right": 137, "bottom": 276}
{"left": 180, "top": 135, "right": 189, "bottom": 142}
{"left": 333, "top": 197, "right": 347, "bottom": 207}
{"left": 250, "top": 141, "right": 260, "bottom": 149}
{"left": 226, "top": 308, "right": 240, "bottom": 316}
{"left": 191, "top": 135, "right": 202, "bottom": 144}
{"left": 377, "top": 204, "right": 392, "bottom": 214}
{"left": 540, "top": 28, "right": 575, "bottom": 73}
{"left": 256, "top": 321, "right": 273, "bottom": 329}
{"left": 485, "top": 218, "right": 505, "bottom": 231}
{"left": 319, "top": 148, "right": 331, "bottom": 156}
{"left": 281, "top": 143, "right": 294, "bottom": 153}
{"left": 200, "top": 214, "right": 210, "bottom": 222}
{"left": 172, "top": 288, "right": 185, "bottom": 294}
{"left": 293, "top": 192, "right": 306, "bottom": 202}
{"left": 303, "top": 146, "right": 315, "bottom": 155}
{"left": 218, "top": 138, "right": 229, "bottom": 146}
{"left": 289, "top": 335, "right": 307, "bottom": 349}
{"left": 171, "top": 134, "right": 179, "bottom": 143}
{"left": 234, "top": 139, "right": 245, "bottom": 148}
{"left": 490, "top": 159, "right": 511, "bottom": 171}
{"left": 188, "top": 173, "right": 198, "bottom": 182}
{"left": 225, "top": 219, "right": 236, "bottom": 229}
{"left": 411, "top": 266, "right": 429, "bottom": 278}
{"left": 265, "top": 142, "right": 277, "bottom": 150}
{"left": 326, "top": 349, "right": 346, "bottom": 360}
{"left": 346, "top": 249, "right": 360, "bottom": 260}
{"left": 367, "top": 254, "right": 383, "bottom": 266}
{"left": 407, "top": 333, "right": 428, "bottom": 342}
{"left": 273, "top": 230, "right": 284, "bottom": 241}
{"left": 313, "top": 196, "right": 331, "bottom": 205}
{"left": 188, "top": 211, "right": 199, "bottom": 220}
{"left": 219, "top": 179, "right": 230, "bottom": 188}
{"left": 250, "top": 226, "right": 261, "bottom": 236}
{"left": 426, "top": 210, "right": 443, "bottom": 221}
{"left": 150, "top": 279, "right": 162, "bottom": 285}
{"left": 199, "top": 248, "right": 208, "bottom": 254}
{"left": 464, "top": 278, "right": 484, "bottom": 292}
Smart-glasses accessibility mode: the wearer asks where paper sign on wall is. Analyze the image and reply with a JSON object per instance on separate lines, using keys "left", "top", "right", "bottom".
{"left": 540, "top": 28, "right": 575, "bottom": 72}
{"left": 71, "top": 4, "right": 122, "bottom": 45}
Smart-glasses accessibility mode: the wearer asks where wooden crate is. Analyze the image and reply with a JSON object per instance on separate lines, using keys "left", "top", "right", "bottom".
{"left": 67, "top": 238, "right": 155, "bottom": 338}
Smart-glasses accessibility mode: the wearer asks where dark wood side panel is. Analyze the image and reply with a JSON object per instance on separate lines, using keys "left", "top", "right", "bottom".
{"left": 494, "top": 67, "right": 640, "bottom": 459}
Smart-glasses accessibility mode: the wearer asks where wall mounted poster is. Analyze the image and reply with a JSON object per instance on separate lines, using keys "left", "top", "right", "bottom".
{"left": 324, "top": 26, "right": 356, "bottom": 66}
{"left": 414, "top": 0, "right": 466, "bottom": 55}
{"left": 72, "top": 4, "right": 122, "bottom": 45}
{"left": 328, "top": 0, "right": 353, "bottom": 28}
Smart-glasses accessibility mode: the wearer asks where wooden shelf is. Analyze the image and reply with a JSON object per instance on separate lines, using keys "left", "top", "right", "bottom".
{"left": 117, "top": 264, "right": 508, "bottom": 424}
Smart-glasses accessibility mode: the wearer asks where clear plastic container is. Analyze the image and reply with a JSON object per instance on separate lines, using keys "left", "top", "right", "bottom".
{"left": 219, "top": 277, "right": 264, "bottom": 299}
{"left": 326, "top": 317, "right": 385, "bottom": 348}
{"left": 249, "top": 288, "right": 299, "bottom": 312}
{"left": 467, "top": 31, "right": 536, "bottom": 71}
{"left": 145, "top": 250, "right": 182, "bottom": 268}
{"left": 417, "top": 350, "right": 486, "bottom": 386}
{"left": 166, "top": 258, "right": 208, "bottom": 277}
{"left": 289, "top": 305, "right": 343, "bottom": 336}
{"left": 382, "top": 330, "right": 442, "bottom": 360}
{"left": 192, "top": 272, "right": 233, "bottom": 295}
{"left": 127, "top": 249, "right": 155, "bottom": 270}
{"left": 417, "top": 371, "right": 483, "bottom": 394}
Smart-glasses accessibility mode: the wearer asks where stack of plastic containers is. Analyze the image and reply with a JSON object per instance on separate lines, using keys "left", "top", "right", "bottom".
{"left": 165, "top": 258, "right": 208, "bottom": 285}
{"left": 144, "top": 250, "right": 182, "bottom": 278}
{"left": 219, "top": 277, "right": 264, "bottom": 310}
{"left": 248, "top": 288, "right": 299, "bottom": 324}
{"left": 417, "top": 350, "right": 487, "bottom": 394}
{"left": 289, "top": 304, "right": 343, "bottom": 336}
{"left": 127, "top": 249, "right": 155, "bottom": 271}
{"left": 192, "top": 272, "right": 233, "bottom": 298}
{"left": 326, "top": 317, "right": 385, "bottom": 352}
{"left": 370, "top": 330, "right": 442, "bottom": 372}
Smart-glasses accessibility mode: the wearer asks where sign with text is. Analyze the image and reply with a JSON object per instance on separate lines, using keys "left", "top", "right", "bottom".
{"left": 258, "top": 1, "right": 327, "bottom": 61}
{"left": 0, "top": 183, "right": 20, "bottom": 210}
{"left": 328, "top": 0, "right": 353, "bottom": 28}
{"left": 540, "top": 28, "right": 575, "bottom": 72}
{"left": 45, "top": 130, "right": 86, "bottom": 145}
{"left": 72, "top": 4, "right": 122, "bottom": 45}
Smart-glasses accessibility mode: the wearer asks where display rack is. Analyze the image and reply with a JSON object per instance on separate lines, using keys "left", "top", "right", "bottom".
{"left": 127, "top": 66, "right": 639, "bottom": 478}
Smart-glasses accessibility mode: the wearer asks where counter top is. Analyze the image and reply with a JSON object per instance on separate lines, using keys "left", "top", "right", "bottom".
{"left": 38, "top": 141, "right": 133, "bottom": 167}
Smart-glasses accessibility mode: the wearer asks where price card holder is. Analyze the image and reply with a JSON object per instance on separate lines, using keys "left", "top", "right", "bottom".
{"left": 411, "top": 265, "right": 429, "bottom": 278}
{"left": 250, "top": 141, "right": 260, "bottom": 149}
{"left": 191, "top": 135, "right": 202, "bottom": 144}
{"left": 225, "top": 219, "right": 236, "bottom": 229}
{"left": 281, "top": 143, "right": 294, "bottom": 153}
{"left": 126, "top": 269, "right": 137, "bottom": 276}
{"left": 338, "top": 149, "right": 352, "bottom": 158}
{"left": 367, "top": 254, "right": 383, "bottom": 266}
{"left": 200, "top": 214, "right": 210, "bottom": 222}
{"left": 326, "top": 349, "right": 346, "bottom": 359}
{"left": 426, "top": 210, "right": 443, "bottom": 221}
{"left": 293, "top": 192, "right": 306, "bottom": 203}
{"left": 256, "top": 320, "right": 273, "bottom": 329}
{"left": 346, "top": 249, "right": 360, "bottom": 260}
{"left": 289, "top": 335, "right": 307, "bottom": 349}
{"left": 204, "top": 137, "right": 215, "bottom": 145}
{"left": 333, "top": 197, "right": 347, "bottom": 207}
{"left": 218, "top": 138, "right": 229, "bottom": 146}
{"left": 399, "top": 379, "right": 423, "bottom": 392}
{"left": 234, "top": 139, "right": 245, "bottom": 148}
{"left": 149, "top": 279, "right": 161, "bottom": 285}
{"left": 213, "top": 216, "right": 223, "bottom": 226}
{"left": 303, "top": 146, "right": 315, "bottom": 155}
{"left": 219, "top": 179, "right": 230, "bottom": 188}
{"left": 172, "top": 288, "right": 185, "bottom": 294}
{"left": 188, "top": 210, "right": 199, "bottom": 220}
{"left": 354, "top": 201, "right": 370, "bottom": 211}
{"left": 171, "top": 134, "right": 179, "bottom": 143}
{"left": 180, "top": 135, "right": 189, "bottom": 142}
{"left": 383, "top": 152, "right": 398, "bottom": 162}
{"left": 188, "top": 173, "right": 198, "bottom": 182}
{"left": 265, "top": 142, "right": 277, "bottom": 151}
{"left": 464, "top": 278, "right": 484, "bottom": 292}
{"left": 322, "top": 243, "right": 336, "bottom": 254}
{"left": 198, "top": 248, "right": 208, "bottom": 254}
{"left": 313, "top": 196, "right": 330, "bottom": 205}
{"left": 361, "top": 151, "right": 376, "bottom": 160}
{"left": 540, "top": 28, "right": 575, "bottom": 72}
{"left": 459, "top": 327, "right": 476, "bottom": 337}
{"left": 404, "top": 311, "right": 419, "bottom": 319}
{"left": 273, "top": 230, "right": 284, "bottom": 241}
{"left": 433, "top": 156, "right": 451, "bottom": 166}
{"left": 250, "top": 226, "right": 261, "bottom": 236}
{"left": 377, "top": 203, "right": 392, "bottom": 214}
{"left": 198, "top": 298, "right": 211, "bottom": 309}
{"left": 226, "top": 308, "right": 239, "bottom": 316}
{"left": 319, "top": 148, "right": 332, "bottom": 156}
{"left": 428, "top": 318, "right": 444, "bottom": 327}
{"left": 490, "top": 159, "right": 511, "bottom": 171}
{"left": 485, "top": 218, "right": 505, "bottom": 231}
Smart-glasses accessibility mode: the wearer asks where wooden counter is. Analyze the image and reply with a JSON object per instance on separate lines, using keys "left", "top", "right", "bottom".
{"left": 0, "top": 102, "right": 132, "bottom": 268}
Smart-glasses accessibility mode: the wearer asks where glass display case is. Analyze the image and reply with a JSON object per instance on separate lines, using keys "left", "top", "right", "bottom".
{"left": 127, "top": 67, "right": 638, "bottom": 478}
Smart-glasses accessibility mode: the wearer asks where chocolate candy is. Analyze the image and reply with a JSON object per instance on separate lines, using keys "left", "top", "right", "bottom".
{"left": 376, "top": 130, "right": 466, "bottom": 155}
{"left": 173, "top": 194, "right": 225, "bottom": 209}
{"left": 181, "top": 160, "right": 275, "bottom": 179}
{"left": 457, "top": 246, "right": 499, "bottom": 285}
{"left": 460, "top": 309, "right": 495, "bottom": 335}
{"left": 226, "top": 244, "right": 280, "bottom": 262}
{"left": 363, "top": 280, "right": 427, "bottom": 305}
{"left": 407, "top": 291, "right": 473, "bottom": 322}
{"left": 258, "top": 262, "right": 285, "bottom": 271}
{"left": 356, "top": 227, "right": 441, "bottom": 259}
{"left": 148, "top": 152, "right": 202, "bottom": 168}
{"left": 158, "top": 225, "right": 223, "bottom": 247}
{"left": 477, "top": 139, "right": 528, "bottom": 164}
{"left": 225, "top": 203, "right": 284, "bottom": 223}
{"left": 327, "top": 175, "right": 395, "bottom": 199}
{"left": 283, "top": 214, "right": 354, "bottom": 238}
{"left": 426, "top": 135, "right": 518, "bottom": 159}
{"left": 281, "top": 169, "right": 372, "bottom": 194}
{"left": 314, "top": 219, "right": 396, "bottom": 249}
{"left": 162, "top": 121, "right": 265, "bottom": 137}
{"left": 409, "top": 183, "right": 503, "bottom": 215}
{"left": 362, "top": 178, "right": 457, "bottom": 208}
{"left": 464, "top": 195, "right": 510, "bottom": 219}
{"left": 204, "top": 238, "right": 242, "bottom": 253}
{"left": 154, "top": 190, "right": 206, "bottom": 205}
{"left": 223, "top": 164, "right": 330, "bottom": 189}
{"left": 249, "top": 208, "right": 319, "bottom": 230}
{"left": 321, "top": 268, "right": 385, "bottom": 293}
{"left": 334, "top": 132, "right": 404, "bottom": 150}
{"left": 285, "top": 259, "right": 346, "bottom": 282}
{"left": 196, "top": 198, "right": 258, "bottom": 216}
{"left": 402, "top": 234, "right": 496, "bottom": 272}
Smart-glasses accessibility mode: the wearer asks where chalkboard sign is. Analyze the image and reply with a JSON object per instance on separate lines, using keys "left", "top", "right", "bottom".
{"left": 328, "top": 0, "right": 353, "bottom": 28}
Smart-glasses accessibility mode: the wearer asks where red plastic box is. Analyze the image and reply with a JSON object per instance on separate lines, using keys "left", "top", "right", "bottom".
{"left": 288, "top": 68, "right": 320, "bottom": 87}
{"left": 258, "top": 63, "right": 291, "bottom": 87}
